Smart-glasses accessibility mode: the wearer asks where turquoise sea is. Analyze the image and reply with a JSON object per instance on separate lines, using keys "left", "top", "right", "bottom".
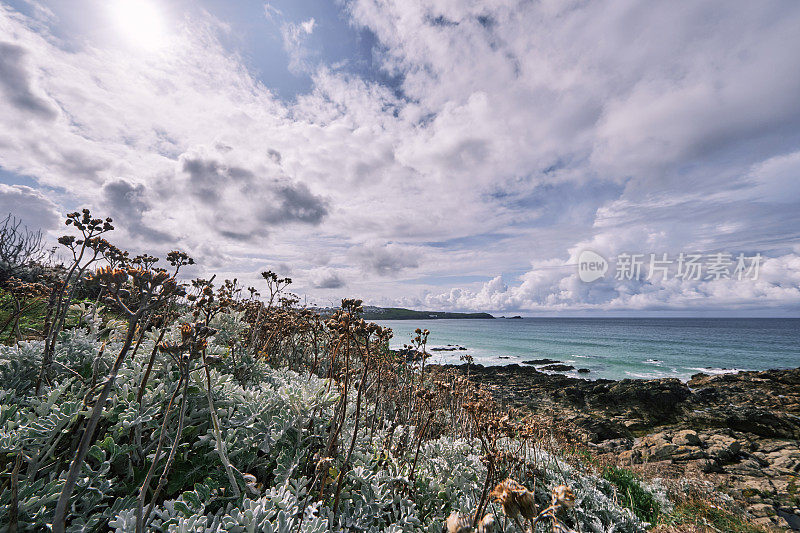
{"left": 375, "top": 318, "right": 800, "bottom": 381}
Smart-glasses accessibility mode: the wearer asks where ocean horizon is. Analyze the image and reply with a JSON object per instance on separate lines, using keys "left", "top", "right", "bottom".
{"left": 377, "top": 317, "right": 800, "bottom": 381}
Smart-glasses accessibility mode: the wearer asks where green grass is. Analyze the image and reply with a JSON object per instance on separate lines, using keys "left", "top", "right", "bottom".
{"left": 0, "top": 290, "right": 48, "bottom": 343}
{"left": 662, "top": 498, "right": 765, "bottom": 533}
{"left": 602, "top": 466, "right": 661, "bottom": 525}
{"left": 0, "top": 288, "right": 87, "bottom": 344}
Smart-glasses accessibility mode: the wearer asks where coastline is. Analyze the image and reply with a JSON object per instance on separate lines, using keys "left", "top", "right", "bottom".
{"left": 430, "top": 363, "right": 800, "bottom": 530}
{"left": 382, "top": 317, "right": 800, "bottom": 382}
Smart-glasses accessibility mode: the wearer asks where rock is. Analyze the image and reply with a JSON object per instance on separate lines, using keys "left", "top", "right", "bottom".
{"left": 749, "top": 503, "right": 776, "bottom": 517}
{"left": 542, "top": 364, "right": 575, "bottom": 372}
{"left": 706, "top": 434, "right": 742, "bottom": 463}
{"left": 673, "top": 429, "right": 701, "bottom": 446}
{"left": 671, "top": 445, "right": 706, "bottom": 461}
{"left": 522, "top": 358, "right": 561, "bottom": 365}
{"left": 577, "top": 368, "right": 590, "bottom": 374}
{"left": 639, "top": 433, "right": 678, "bottom": 461}
{"left": 618, "top": 449, "right": 642, "bottom": 463}
{"left": 751, "top": 517, "right": 774, "bottom": 527}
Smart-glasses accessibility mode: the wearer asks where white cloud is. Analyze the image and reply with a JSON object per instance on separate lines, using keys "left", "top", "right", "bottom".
{"left": 0, "top": 1, "right": 799, "bottom": 312}
{"left": 0, "top": 184, "right": 60, "bottom": 231}
{"left": 301, "top": 18, "right": 315, "bottom": 34}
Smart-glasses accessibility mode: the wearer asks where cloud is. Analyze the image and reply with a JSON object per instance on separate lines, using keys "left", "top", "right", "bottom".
{"left": 259, "top": 182, "right": 328, "bottom": 225}
{"left": 180, "top": 155, "right": 254, "bottom": 206}
{"left": 353, "top": 242, "right": 419, "bottom": 276}
{"left": 0, "top": 41, "right": 57, "bottom": 119}
{"left": 281, "top": 18, "right": 319, "bottom": 73}
{"left": 0, "top": 183, "right": 60, "bottom": 230}
{"left": 745, "top": 150, "right": 800, "bottom": 204}
{"left": 301, "top": 18, "right": 316, "bottom": 34}
{"left": 309, "top": 267, "right": 346, "bottom": 289}
{"left": 0, "top": 2, "right": 799, "bottom": 312}
{"left": 102, "top": 178, "right": 172, "bottom": 243}
{"left": 177, "top": 151, "right": 328, "bottom": 235}
{"left": 263, "top": 3, "right": 282, "bottom": 21}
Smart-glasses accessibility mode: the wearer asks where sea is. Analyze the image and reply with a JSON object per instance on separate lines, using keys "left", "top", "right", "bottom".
{"left": 374, "top": 317, "right": 800, "bottom": 381}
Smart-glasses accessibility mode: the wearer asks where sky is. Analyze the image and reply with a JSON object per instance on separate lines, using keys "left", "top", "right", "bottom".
{"left": 0, "top": 0, "right": 799, "bottom": 315}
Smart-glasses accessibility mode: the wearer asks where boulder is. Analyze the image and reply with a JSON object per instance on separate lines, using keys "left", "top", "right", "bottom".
{"left": 542, "top": 364, "right": 575, "bottom": 372}
{"left": 673, "top": 429, "right": 701, "bottom": 446}
{"left": 749, "top": 503, "right": 776, "bottom": 517}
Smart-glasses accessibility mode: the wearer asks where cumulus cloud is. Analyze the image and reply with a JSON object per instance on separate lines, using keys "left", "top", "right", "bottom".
{"left": 309, "top": 267, "right": 346, "bottom": 289}
{"left": 102, "top": 178, "right": 172, "bottom": 243}
{"left": 0, "top": 184, "right": 60, "bottom": 230}
{"left": 353, "top": 242, "right": 419, "bottom": 276}
{"left": 0, "top": 1, "right": 799, "bottom": 312}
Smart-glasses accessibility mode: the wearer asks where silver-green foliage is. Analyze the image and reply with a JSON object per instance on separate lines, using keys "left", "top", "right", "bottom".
{"left": 1, "top": 316, "right": 653, "bottom": 532}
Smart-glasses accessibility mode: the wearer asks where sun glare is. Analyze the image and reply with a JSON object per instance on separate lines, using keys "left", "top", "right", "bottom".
{"left": 110, "top": 0, "right": 168, "bottom": 51}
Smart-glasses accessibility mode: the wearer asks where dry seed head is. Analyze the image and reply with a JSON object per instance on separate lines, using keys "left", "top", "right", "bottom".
{"left": 552, "top": 484, "right": 576, "bottom": 509}
{"left": 490, "top": 479, "right": 537, "bottom": 520}
{"left": 445, "top": 512, "right": 472, "bottom": 533}
{"left": 477, "top": 513, "right": 495, "bottom": 533}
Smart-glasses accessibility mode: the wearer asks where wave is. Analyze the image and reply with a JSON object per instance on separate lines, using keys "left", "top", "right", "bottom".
{"left": 687, "top": 367, "right": 745, "bottom": 376}
{"left": 643, "top": 359, "right": 663, "bottom": 365}
{"left": 624, "top": 370, "right": 675, "bottom": 379}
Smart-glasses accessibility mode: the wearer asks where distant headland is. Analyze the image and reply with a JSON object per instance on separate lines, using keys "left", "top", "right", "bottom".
{"left": 352, "top": 306, "right": 495, "bottom": 320}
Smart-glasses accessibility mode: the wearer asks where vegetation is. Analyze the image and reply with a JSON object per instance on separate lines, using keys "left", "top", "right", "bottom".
{"left": 601, "top": 466, "right": 661, "bottom": 524}
{"left": 657, "top": 482, "right": 766, "bottom": 533}
{"left": 0, "top": 209, "right": 662, "bottom": 532}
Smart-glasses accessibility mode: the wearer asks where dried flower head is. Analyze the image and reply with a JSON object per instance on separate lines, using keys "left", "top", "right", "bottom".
{"left": 477, "top": 513, "right": 495, "bottom": 533}
{"left": 552, "top": 485, "right": 575, "bottom": 509}
{"left": 445, "top": 511, "right": 472, "bottom": 533}
{"left": 490, "top": 478, "right": 537, "bottom": 520}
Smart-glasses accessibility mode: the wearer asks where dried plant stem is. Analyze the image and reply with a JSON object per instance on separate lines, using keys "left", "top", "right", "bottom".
{"left": 143, "top": 369, "right": 190, "bottom": 530}
{"left": 9, "top": 452, "right": 21, "bottom": 533}
{"left": 333, "top": 356, "right": 369, "bottom": 518}
{"left": 135, "top": 373, "right": 183, "bottom": 533}
{"left": 136, "top": 326, "right": 167, "bottom": 406}
{"left": 203, "top": 360, "right": 241, "bottom": 498}
{"left": 52, "top": 309, "right": 142, "bottom": 533}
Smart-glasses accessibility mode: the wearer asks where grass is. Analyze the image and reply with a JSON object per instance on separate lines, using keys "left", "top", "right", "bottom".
{"left": 602, "top": 465, "right": 661, "bottom": 525}
{"left": 0, "top": 288, "right": 90, "bottom": 344}
{"left": 660, "top": 498, "right": 767, "bottom": 533}
{"left": 0, "top": 290, "right": 48, "bottom": 343}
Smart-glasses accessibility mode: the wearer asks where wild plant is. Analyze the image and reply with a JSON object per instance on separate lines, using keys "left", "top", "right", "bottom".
{"left": 0, "top": 277, "right": 49, "bottom": 341}
{"left": 37, "top": 209, "right": 114, "bottom": 394}
{"left": 52, "top": 254, "right": 189, "bottom": 533}
{"left": 0, "top": 210, "right": 655, "bottom": 533}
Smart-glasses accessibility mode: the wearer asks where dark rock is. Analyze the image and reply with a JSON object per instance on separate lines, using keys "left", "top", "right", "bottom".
{"left": 428, "top": 363, "right": 800, "bottom": 515}
{"left": 522, "top": 358, "right": 561, "bottom": 365}
{"left": 577, "top": 368, "right": 590, "bottom": 374}
{"left": 542, "top": 364, "right": 575, "bottom": 372}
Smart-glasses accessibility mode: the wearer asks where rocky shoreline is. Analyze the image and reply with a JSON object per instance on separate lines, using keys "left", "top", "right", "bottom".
{"left": 433, "top": 363, "right": 800, "bottom": 530}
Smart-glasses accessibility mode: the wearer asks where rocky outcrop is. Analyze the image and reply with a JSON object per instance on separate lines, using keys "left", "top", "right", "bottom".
{"left": 434, "top": 364, "right": 800, "bottom": 530}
